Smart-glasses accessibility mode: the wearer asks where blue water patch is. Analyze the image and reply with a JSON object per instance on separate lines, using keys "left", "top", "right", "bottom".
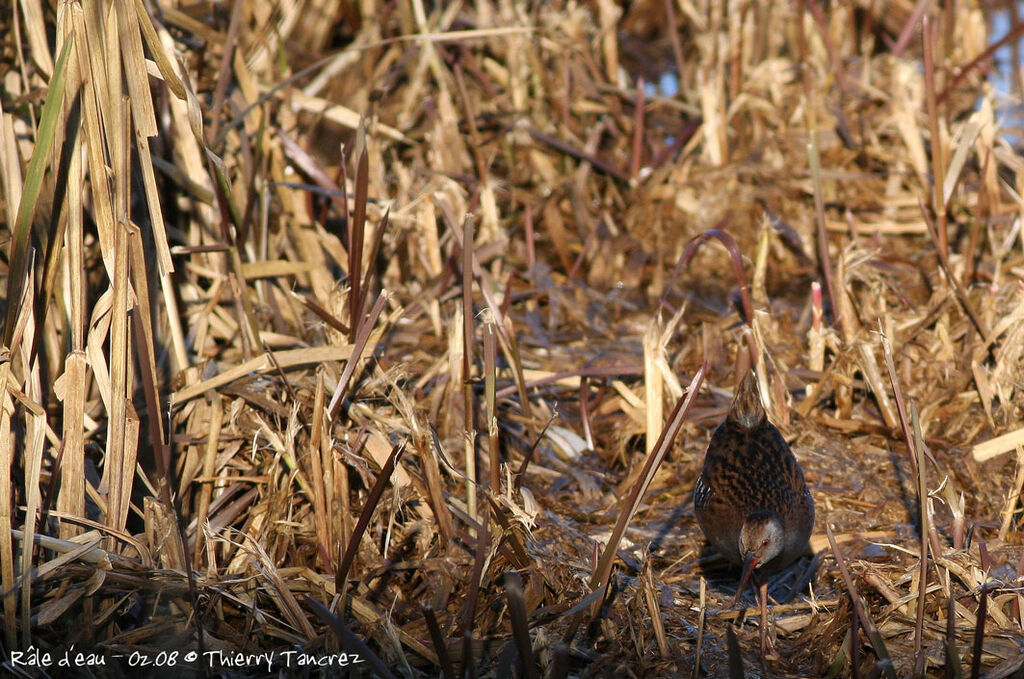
{"left": 989, "top": 6, "right": 1024, "bottom": 146}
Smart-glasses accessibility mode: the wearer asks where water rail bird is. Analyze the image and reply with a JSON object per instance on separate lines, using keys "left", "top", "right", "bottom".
{"left": 693, "top": 369, "right": 814, "bottom": 604}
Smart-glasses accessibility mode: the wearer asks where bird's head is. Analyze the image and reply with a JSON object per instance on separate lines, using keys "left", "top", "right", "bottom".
{"left": 728, "top": 511, "right": 784, "bottom": 606}
{"left": 738, "top": 511, "right": 784, "bottom": 571}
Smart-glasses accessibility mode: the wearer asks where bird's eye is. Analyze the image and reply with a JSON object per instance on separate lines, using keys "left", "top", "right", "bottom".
{"left": 761, "top": 538, "right": 770, "bottom": 547}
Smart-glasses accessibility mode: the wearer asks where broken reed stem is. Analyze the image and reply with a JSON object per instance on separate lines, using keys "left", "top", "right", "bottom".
{"left": 308, "top": 372, "right": 331, "bottom": 570}
{"left": 462, "top": 216, "right": 477, "bottom": 522}
{"left": 759, "top": 581, "right": 769, "bottom": 663}
{"left": 642, "top": 559, "right": 669, "bottom": 659}
{"left": 193, "top": 393, "right": 223, "bottom": 568}
{"left": 580, "top": 376, "right": 595, "bottom": 451}
{"left": 643, "top": 318, "right": 663, "bottom": 456}
{"left": 998, "top": 447, "right": 1024, "bottom": 541}
{"left": 693, "top": 577, "right": 706, "bottom": 679}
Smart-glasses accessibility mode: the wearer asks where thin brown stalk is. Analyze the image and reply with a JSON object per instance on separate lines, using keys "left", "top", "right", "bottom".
{"left": 923, "top": 16, "right": 948, "bottom": 259}
{"left": 484, "top": 321, "right": 499, "bottom": 492}
{"left": 807, "top": 117, "right": 841, "bottom": 337}
{"left": 937, "top": 20, "right": 1024, "bottom": 104}
{"left": 879, "top": 323, "right": 928, "bottom": 674}
{"left": 527, "top": 128, "right": 632, "bottom": 183}
{"left": 969, "top": 584, "right": 988, "bottom": 679}
{"left": 563, "top": 362, "right": 707, "bottom": 642}
{"left": 308, "top": 372, "right": 331, "bottom": 569}
{"left": 806, "top": 0, "right": 848, "bottom": 94}
{"left": 460, "top": 501, "right": 490, "bottom": 679}
{"left": 694, "top": 577, "right": 706, "bottom": 679}
{"left": 630, "top": 76, "right": 645, "bottom": 180}
{"left": 423, "top": 606, "right": 456, "bottom": 679}
{"left": 945, "top": 573, "right": 961, "bottom": 679}
{"left": 349, "top": 145, "right": 369, "bottom": 343}
{"left": 327, "top": 293, "right": 389, "bottom": 420}
{"left": 127, "top": 223, "right": 173, "bottom": 489}
{"left": 890, "top": 0, "right": 931, "bottom": 57}
{"left": 726, "top": 625, "right": 744, "bottom": 679}
{"left": 335, "top": 441, "right": 406, "bottom": 590}
{"left": 826, "top": 525, "right": 898, "bottom": 679}
{"left": 851, "top": 599, "right": 859, "bottom": 679}
{"left": 512, "top": 413, "right": 556, "bottom": 493}
{"left": 306, "top": 596, "right": 399, "bottom": 679}
{"left": 673, "top": 224, "right": 759, "bottom": 366}
{"left": 462, "top": 216, "right": 478, "bottom": 521}
{"left": 917, "top": 196, "right": 993, "bottom": 347}
{"left": 503, "top": 572, "right": 539, "bottom": 679}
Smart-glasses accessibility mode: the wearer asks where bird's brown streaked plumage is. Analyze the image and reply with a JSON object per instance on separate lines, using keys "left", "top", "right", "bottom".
{"left": 693, "top": 369, "right": 814, "bottom": 601}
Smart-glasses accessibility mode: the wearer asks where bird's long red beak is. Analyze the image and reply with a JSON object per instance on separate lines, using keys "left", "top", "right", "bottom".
{"left": 729, "top": 553, "right": 759, "bottom": 607}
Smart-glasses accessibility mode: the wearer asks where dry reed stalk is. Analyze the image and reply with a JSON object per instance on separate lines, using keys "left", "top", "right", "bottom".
{"left": 0, "top": 359, "right": 15, "bottom": 650}
{"left": 504, "top": 571, "right": 540, "bottom": 679}
{"left": 565, "top": 363, "right": 706, "bottom": 642}
{"left": 726, "top": 624, "right": 744, "bottom": 679}
{"left": 307, "top": 372, "right": 331, "bottom": 568}
{"left": 336, "top": 441, "right": 405, "bottom": 592}
{"left": 461, "top": 216, "right": 478, "bottom": 522}
{"left": 694, "top": 576, "right": 706, "bottom": 679}
{"left": 826, "top": 525, "right": 898, "bottom": 679}
{"left": 972, "top": 427, "right": 1024, "bottom": 462}
{"left": 56, "top": 351, "right": 86, "bottom": 541}
{"left": 643, "top": 318, "right": 664, "bottom": 457}
{"left": 484, "top": 321, "right": 500, "bottom": 492}
{"left": 193, "top": 394, "right": 223, "bottom": 568}
{"left": 306, "top": 596, "right": 399, "bottom": 679}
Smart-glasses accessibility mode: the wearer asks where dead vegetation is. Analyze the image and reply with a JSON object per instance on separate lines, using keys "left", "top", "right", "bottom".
{"left": 1, "top": 0, "right": 1023, "bottom": 677}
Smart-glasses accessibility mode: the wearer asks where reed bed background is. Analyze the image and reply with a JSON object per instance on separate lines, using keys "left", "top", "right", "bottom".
{"left": 1, "top": 0, "right": 1024, "bottom": 676}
